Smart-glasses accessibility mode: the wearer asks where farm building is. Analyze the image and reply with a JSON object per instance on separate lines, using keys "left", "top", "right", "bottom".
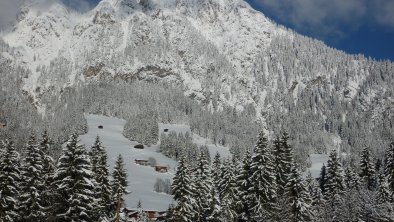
{"left": 134, "top": 159, "right": 149, "bottom": 166}
{"left": 134, "top": 144, "right": 144, "bottom": 149}
{"left": 154, "top": 165, "right": 168, "bottom": 173}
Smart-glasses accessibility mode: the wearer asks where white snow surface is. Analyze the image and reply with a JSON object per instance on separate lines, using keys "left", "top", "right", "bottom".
{"left": 79, "top": 114, "right": 177, "bottom": 211}
{"left": 79, "top": 114, "right": 231, "bottom": 211}
{"left": 305, "top": 154, "right": 329, "bottom": 178}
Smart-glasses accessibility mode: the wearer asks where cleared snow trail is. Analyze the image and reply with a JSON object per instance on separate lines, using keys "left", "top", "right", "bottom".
{"left": 79, "top": 114, "right": 176, "bottom": 211}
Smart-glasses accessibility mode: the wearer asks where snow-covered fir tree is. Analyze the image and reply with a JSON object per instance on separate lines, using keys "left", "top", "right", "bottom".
{"left": 0, "top": 140, "right": 21, "bottom": 222}
{"left": 206, "top": 186, "right": 222, "bottom": 222}
{"left": 193, "top": 151, "right": 212, "bottom": 221}
{"left": 359, "top": 147, "right": 376, "bottom": 190}
{"left": 319, "top": 164, "right": 327, "bottom": 194}
{"left": 283, "top": 166, "right": 314, "bottom": 221}
{"left": 111, "top": 154, "right": 128, "bottom": 211}
{"left": 249, "top": 131, "right": 277, "bottom": 220}
{"left": 236, "top": 150, "right": 254, "bottom": 221}
{"left": 90, "top": 136, "right": 112, "bottom": 218}
{"left": 344, "top": 167, "right": 361, "bottom": 190}
{"left": 324, "top": 150, "right": 345, "bottom": 202}
{"left": 52, "top": 133, "right": 97, "bottom": 221}
{"left": 377, "top": 174, "right": 392, "bottom": 204}
{"left": 19, "top": 134, "right": 45, "bottom": 221}
{"left": 217, "top": 158, "right": 238, "bottom": 221}
{"left": 37, "top": 130, "right": 56, "bottom": 215}
{"left": 170, "top": 155, "right": 196, "bottom": 222}
{"left": 384, "top": 142, "right": 394, "bottom": 192}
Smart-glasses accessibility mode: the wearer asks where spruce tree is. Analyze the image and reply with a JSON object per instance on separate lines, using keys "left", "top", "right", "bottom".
{"left": 52, "top": 134, "right": 96, "bottom": 221}
{"left": 319, "top": 164, "right": 327, "bottom": 194}
{"left": 217, "top": 158, "right": 237, "bottom": 221}
{"left": 344, "top": 168, "right": 361, "bottom": 190}
{"left": 324, "top": 150, "right": 345, "bottom": 202}
{"left": 359, "top": 147, "right": 376, "bottom": 190}
{"left": 384, "top": 142, "right": 394, "bottom": 192}
{"left": 90, "top": 136, "right": 112, "bottom": 218}
{"left": 249, "top": 131, "right": 277, "bottom": 220}
{"left": 19, "top": 134, "right": 45, "bottom": 221}
{"left": 194, "top": 151, "right": 212, "bottom": 221}
{"left": 377, "top": 174, "right": 392, "bottom": 204}
{"left": 206, "top": 186, "right": 222, "bottom": 222}
{"left": 284, "top": 167, "right": 314, "bottom": 221}
{"left": 0, "top": 140, "right": 21, "bottom": 222}
{"left": 111, "top": 154, "right": 128, "bottom": 211}
{"left": 38, "top": 130, "right": 56, "bottom": 216}
{"left": 170, "top": 155, "right": 196, "bottom": 222}
{"left": 236, "top": 150, "right": 254, "bottom": 221}
{"left": 211, "top": 152, "right": 221, "bottom": 190}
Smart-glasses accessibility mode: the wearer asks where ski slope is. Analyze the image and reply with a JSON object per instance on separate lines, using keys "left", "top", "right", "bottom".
{"left": 79, "top": 114, "right": 176, "bottom": 211}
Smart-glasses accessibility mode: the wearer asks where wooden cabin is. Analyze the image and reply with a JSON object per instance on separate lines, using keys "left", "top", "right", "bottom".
{"left": 125, "top": 208, "right": 167, "bottom": 222}
{"left": 134, "top": 144, "right": 144, "bottom": 149}
{"left": 0, "top": 119, "right": 7, "bottom": 129}
{"left": 154, "top": 165, "right": 168, "bottom": 173}
{"left": 134, "top": 159, "right": 149, "bottom": 166}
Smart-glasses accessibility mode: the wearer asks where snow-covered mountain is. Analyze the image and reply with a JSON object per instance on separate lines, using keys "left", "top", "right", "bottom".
{"left": 1, "top": 0, "right": 393, "bottom": 155}
{"left": 2, "top": 0, "right": 285, "bottom": 111}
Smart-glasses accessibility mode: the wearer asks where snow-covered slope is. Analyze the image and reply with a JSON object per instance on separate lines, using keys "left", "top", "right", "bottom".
{"left": 79, "top": 114, "right": 231, "bottom": 210}
{"left": 1, "top": 0, "right": 393, "bottom": 155}
{"left": 79, "top": 114, "right": 177, "bottom": 210}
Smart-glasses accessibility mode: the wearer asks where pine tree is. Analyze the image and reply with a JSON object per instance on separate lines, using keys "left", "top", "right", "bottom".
{"left": 324, "top": 150, "right": 345, "bottom": 202}
{"left": 194, "top": 151, "right": 212, "bottom": 221}
{"left": 249, "top": 131, "right": 277, "bottom": 220}
{"left": 344, "top": 168, "right": 361, "bottom": 190}
{"left": 170, "top": 155, "right": 196, "bottom": 222}
{"left": 384, "top": 142, "right": 394, "bottom": 192}
{"left": 90, "top": 136, "right": 112, "bottom": 218}
{"left": 236, "top": 150, "right": 254, "bottom": 221}
{"left": 211, "top": 152, "right": 221, "bottom": 190}
{"left": 377, "top": 174, "right": 392, "bottom": 203}
{"left": 37, "top": 130, "right": 56, "bottom": 216}
{"left": 359, "top": 147, "right": 376, "bottom": 190}
{"left": 284, "top": 167, "right": 314, "bottom": 221}
{"left": 319, "top": 164, "right": 327, "bottom": 194}
{"left": 217, "top": 158, "right": 237, "bottom": 221}
{"left": 0, "top": 140, "right": 21, "bottom": 222}
{"left": 19, "top": 134, "right": 45, "bottom": 221}
{"left": 206, "top": 186, "right": 222, "bottom": 222}
{"left": 111, "top": 154, "right": 128, "bottom": 212}
{"left": 52, "top": 133, "right": 96, "bottom": 221}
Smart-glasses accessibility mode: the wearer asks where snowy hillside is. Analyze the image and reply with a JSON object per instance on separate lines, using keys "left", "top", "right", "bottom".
{"left": 0, "top": 0, "right": 392, "bottom": 161}
{"left": 78, "top": 114, "right": 231, "bottom": 211}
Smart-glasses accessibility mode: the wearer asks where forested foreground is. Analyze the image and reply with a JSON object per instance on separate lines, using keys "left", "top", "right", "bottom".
{"left": 169, "top": 132, "right": 394, "bottom": 222}
{"left": 0, "top": 132, "right": 129, "bottom": 222}
{"left": 1, "top": 129, "right": 394, "bottom": 222}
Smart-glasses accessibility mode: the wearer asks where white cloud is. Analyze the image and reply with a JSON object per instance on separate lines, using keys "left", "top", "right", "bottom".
{"left": 0, "top": 0, "right": 24, "bottom": 30}
{"left": 253, "top": 0, "right": 394, "bottom": 40}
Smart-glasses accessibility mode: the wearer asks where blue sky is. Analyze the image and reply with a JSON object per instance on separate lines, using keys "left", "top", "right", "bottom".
{"left": 1, "top": 0, "right": 393, "bottom": 61}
